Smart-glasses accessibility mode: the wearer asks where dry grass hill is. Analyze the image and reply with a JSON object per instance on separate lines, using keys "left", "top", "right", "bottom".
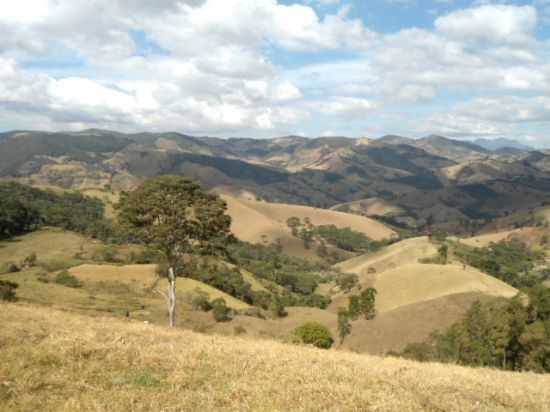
{"left": 222, "top": 193, "right": 395, "bottom": 258}
{"left": 1, "top": 303, "right": 550, "bottom": 412}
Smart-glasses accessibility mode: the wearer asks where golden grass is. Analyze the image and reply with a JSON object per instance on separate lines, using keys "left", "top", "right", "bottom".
{"left": 223, "top": 194, "right": 395, "bottom": 258}
{"left": 69, "top": 264, "right": 159, "bottom": 289}
{"left": 334, "top": 236, "right": 437, "bottom": 277}
{"left": 1, "top": 303, "right": 550, "bottom": 412}
{"left": 330, "top": 197, "right": 404, "bottom": 217}
{"left": 372, "top": 263, "right": 518, "bottom": 313}
{"left": 156, "top": 277, "right": 250, "bottom": 310}
{"left": 0, "top": 228, "right": 103, "bottom": 267}
{"left": 69, "top": 264, "right": 250, "bottom": 310}
{"left": 461, "top": 229, "right": 521, "bottom": 247}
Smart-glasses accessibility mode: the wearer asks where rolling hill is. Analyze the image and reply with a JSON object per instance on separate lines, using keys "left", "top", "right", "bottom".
{"left": 222, "top": 193, "right": 396, "bottom": 258}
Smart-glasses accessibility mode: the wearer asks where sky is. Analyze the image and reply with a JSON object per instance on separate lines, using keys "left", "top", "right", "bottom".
{"left": 1, "top": 0, "right": 550, "bottom": 145}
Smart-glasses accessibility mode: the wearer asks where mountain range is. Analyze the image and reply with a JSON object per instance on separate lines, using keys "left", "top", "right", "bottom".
{"left": 0, "top": 129, "right": 548, "bottom": 234}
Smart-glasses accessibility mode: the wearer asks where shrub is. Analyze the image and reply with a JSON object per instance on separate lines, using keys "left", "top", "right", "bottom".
{"left": 0, "top": 262, "right": 19, "bottom": 274}
{"left": 292, "top": 322, "right": 334, "bottom": 349}
{"left": 211, "top": 298, "right": 231, "bottom": 322}
{"left": 0, "top": 280, "right": 18, "bottom": 301}
{"left": 21, "top": 252, "right": 37, "bottom": 269}
{"left": 40, "top": 259, "right": 74, "bottom": 272}
{"left": 190, "top": 291, "right": 212, "bottom": 312}
{"left": 54, "top": 270, "right": 82, "bottom": 288}
{"left": 269, "top": 295, "right": 287, "bottom": 318}
{"left": 336, "top": 273, "right": 359, "bottom": 292}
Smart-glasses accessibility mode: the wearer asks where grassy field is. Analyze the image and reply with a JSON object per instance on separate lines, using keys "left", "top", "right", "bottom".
{"left": 0, "top": 228, "right": 104, "bottom": 269}
{"left": 1, "top": 303, "right": 549, "bottom": 412}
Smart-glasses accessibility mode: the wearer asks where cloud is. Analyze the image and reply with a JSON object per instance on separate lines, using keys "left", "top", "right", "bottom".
{"left": 435, "top": 4, "right": 538, "bottom": 46}
{"left": 0, "top": 1, "right": 549, "bottom": 141}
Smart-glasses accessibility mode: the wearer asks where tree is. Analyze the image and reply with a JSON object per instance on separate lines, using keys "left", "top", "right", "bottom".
{"left": 359, "top": 288, "right": 377, "bottom": 320}
{"left": 117, "top": 176, "right": 232, "bottom": 327}
{"left": 438, "top": 244, "right": 448, "bottom": 265}
{"left": 348, "top": 295, "right": 361, "bottom": 320}
{"left": 337, "top": 308, "right": 352, "bottom": 345}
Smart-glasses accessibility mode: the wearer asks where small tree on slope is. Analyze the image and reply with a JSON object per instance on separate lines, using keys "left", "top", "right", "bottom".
{"left": 117, "top": 176, "right": 232, "bottom": 327}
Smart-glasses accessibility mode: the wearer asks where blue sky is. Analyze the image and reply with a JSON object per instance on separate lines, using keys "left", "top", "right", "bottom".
{"left": 1, "top": 0, "right": 550, "bottom": 146}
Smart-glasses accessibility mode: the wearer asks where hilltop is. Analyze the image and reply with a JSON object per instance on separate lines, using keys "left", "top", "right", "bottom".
{"left": 1, "top": 303, "right": 549, "bottom": 412}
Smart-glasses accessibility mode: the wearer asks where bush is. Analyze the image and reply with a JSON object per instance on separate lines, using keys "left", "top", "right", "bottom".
{"left": 291, "top": 322, "right": 334, "bottom": 349}
{"left": 0, "top": 280, "right": 18, "bottom": 301}
{"left": 336, "top": 273, "right": 358, "bottom": 292}
{"left": 0, "top": 279, "right": 18, "bottom": 301}
{"left": 54, "top": 270, "right": 82, "bottom": 288}
{"left": 211, "top": 298, "right": 232, "bottom": 322}
{"left": 21, "top": 252, "right": 37, "bottom": 269}
{"left": 269, "top": 295, "right": 287, "bottom": 318}
{"left": 0, "top": 262, "right": 19, "bottom": 274}
{"left": 190, "top": 291, "right": 212, "bottom": 312}
{"left": 40, "top": 259, "right": 74, "bottom": 272}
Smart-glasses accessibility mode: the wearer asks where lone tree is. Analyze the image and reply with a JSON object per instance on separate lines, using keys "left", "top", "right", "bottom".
{"left": 117, "top": 176, "right": 232, "bottom": 327}
{"left": 337, "top": 307, "right": 352, "bottom": 345}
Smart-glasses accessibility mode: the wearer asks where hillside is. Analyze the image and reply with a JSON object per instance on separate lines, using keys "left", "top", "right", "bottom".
{"left": 1, "top": 303, "right": 549, "bottom": 412}
{"left": 334, "top": 236, "right": 437, "bottom": 276}
{"left": 223, "top": 193, "right": 395, "bottom": 258}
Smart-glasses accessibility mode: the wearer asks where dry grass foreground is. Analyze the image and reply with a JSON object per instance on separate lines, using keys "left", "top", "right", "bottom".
{"left": 1, "top": 304, "right": 550, "bottom": 412}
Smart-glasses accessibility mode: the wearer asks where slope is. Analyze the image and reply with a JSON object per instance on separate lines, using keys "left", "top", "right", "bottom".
{"left": 1, "top": 304, "right": 549, "bottom": 412}
{"left": 334, "top": 236, "right": 437, "bottom": 276}
{"left": 223, "top": 194, "right": 395, "bottom": 258}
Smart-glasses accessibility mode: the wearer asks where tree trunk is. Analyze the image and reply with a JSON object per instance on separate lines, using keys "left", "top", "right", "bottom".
{"left": 168, "top": 266, "right": 177, "bottom": 327}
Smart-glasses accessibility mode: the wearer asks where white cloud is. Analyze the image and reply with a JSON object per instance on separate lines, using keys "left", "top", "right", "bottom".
{"left": 435, "top": 4, "right": 538, "bottom": 46}
{"left": 0, "top": 1, "right": 550, "bottom": 140}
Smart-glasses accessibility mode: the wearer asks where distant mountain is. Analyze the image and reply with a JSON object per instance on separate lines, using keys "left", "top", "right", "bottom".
{"left": 2, "top": 129, "right": 550, "bottom": 234}
{"left": 473, "top": 138, "right": 532, "bottom": 152}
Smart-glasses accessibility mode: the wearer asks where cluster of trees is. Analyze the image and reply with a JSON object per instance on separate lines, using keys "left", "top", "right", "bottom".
{"left": 0, "top": 182, "right": 112, "bottom": 240}
{"left": 0, "top": 197, "right": 40, "bottom": 239}
{"left": 228, "top": 240, "right": 331, "bottom": 309}
{"left": 400, "top": 286, "right": 550, "bottom": 373}
{"left": 286, "top": 217, "right": 385, "bottom": 255}
{"left": 454, "top": 239, "right": 547, "bottom": 288}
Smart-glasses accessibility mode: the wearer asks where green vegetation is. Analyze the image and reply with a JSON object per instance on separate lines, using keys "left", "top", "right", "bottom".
{"left": 54, "top": 270, "right": 82, "bottom": 288}
{"left": 228, "top": 240, "right": 332, "bottom": 309}
{"left": 337, "top": 308, "right": 352, "bottom": 344}
{"left": 211, "top": 298, "right": 232, "bottom": 322}
{"left": 348, "top": 288, "right": 377, "bottom": 320}
{"left": 419, "top": 244, "right": 449, "bottom": 265}
{"left": 335, "top": 272, "right": 359, "bottom": 292}
{"left": 286, "top": 217, "right": 388, "bottom": 255}
{"left": 400, "top": 285, "right": 550, "bottom": 373}
{"left": 291, "top": 322, "right": 334, "bottom": 349}
{"left": 0, "top": 182, "right": 111, "bottom": 240}
{"left": 0, "top": 280, "right": 18, "bottom": 301}
{"left": 117, "top": 175, "right": 233, "bottom": 327}
{"left": 454, "top": 239, "right": 546, "bottom": 288}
